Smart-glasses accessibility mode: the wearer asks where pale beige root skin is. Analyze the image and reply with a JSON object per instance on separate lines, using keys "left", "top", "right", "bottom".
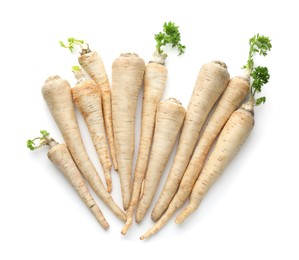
{"left": 152, "top": 61, "right": 230, "bottom": 220}
{"left": 72, "top": 80, "right": 113, "bottom": 193}
{"left": 48, "top": 143, "right": 109, "bottom": 229}
{"left": 79, "top": 51, "right": 118, "bottom": 171}
{"left": 150, "top": 77, "right": 249, "bottom": 223}
{"left": 135, "top": 98, "right": 186, "bottom": 223}
{"left": 176, "top": 107, "right": 254, "bottom": 224}
{"left": 121, "top": 62, "right": 168, "bottom": 235}
{"left": 141, "top": 78, "right": 249, "bottom": 239}
{"left": 112, "top": 53, "right": 145, "bottom": 210}
{"left": 42, "top": 76, "right": 126, "bottom": 222}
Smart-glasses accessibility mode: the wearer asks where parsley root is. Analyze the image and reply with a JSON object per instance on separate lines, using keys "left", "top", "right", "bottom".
{"left": 42, "top": 76, "right": 126, "bottom": 221}
{"left": 27, "top": 131, "right": 109, "bottom": 229}
{"left": 135, "top": 98, "right": 185, "bottom": 223}
{"left": 112, "top": 53, "right": 145, "bottom": 210}
{"left": 72, "top": 66, "right": 112, "bottom": 192}
{"left": 122, "top": 21, "right": 185, "bottom": 235}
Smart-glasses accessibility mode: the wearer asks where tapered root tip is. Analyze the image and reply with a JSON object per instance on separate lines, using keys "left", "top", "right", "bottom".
{"left": 175, "top": 217, "right": 183, "bottom": 224}
{"left": 175, "top": 208, "right": 191, "bottom": 224}
{"left": 106, "top": 181, "right": 112, "bottom": 193}
{"left": 103, "top": 224, "right": 110, "bottom": 230}
{"left": 122, "top": 198, "right": 131, "bottom": 211}
{"left": 115, "top": 210, "right": 127, "bottom": 222}
{"left": 121, "top": 228, "right": 127, "bottom": 236}
{"left": 140, "top": 231, "right": 151, "bottom": 240}
{"left": 120, "top": 213, "right": 127, "bottom": 222}
{"left": 111, "top": 157, "right": 118, "bottom": 172}
{"left": 98, "top": 218, "right": 110, "bottom": 230}
{"left": 135, "top": 213, "right": 142, "bottom": 224}
{"left": 92, "top": 206, "right": 110, "bottom": 230}
{"left": 121, "top": 219, "right": 132, "bottom": 235}
{"left": 151, "top": 207, "right": 162, "bottom": 222}
{"left": 103, "top": 169, "right": 112, "bottom": 193}
{"left": 151, "top": 214, "right": 159, "bottom": 222}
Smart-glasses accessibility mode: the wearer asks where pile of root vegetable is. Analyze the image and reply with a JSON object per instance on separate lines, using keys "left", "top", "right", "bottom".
{"left": 27, "top": 22, "right": 272, "bottom": 239}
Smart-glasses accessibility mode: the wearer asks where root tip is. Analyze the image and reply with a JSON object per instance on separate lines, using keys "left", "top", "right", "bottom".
{"left": 140, "top": 232, "right": 151, "bottom": 240}
{"left": 151, "top": 212, "right": 159, "bottom": 222}
{"left": 175, "top": 214, "right": 185, "bottom": 224}
{"left": 121, "top": 223, "right": 130, "bottom": 235}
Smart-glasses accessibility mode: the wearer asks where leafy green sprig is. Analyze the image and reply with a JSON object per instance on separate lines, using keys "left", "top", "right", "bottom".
{"left": 242, "top": 34, "right": 272, "bottom": 106}
{"left": 155, "top": 21, "right": 186, "bottom": 57}
{"left": 59, "top": 37, "right": 90, "bottom": 54}
{"left": 27, "top": 130, "right": 50, "bottom": 150}
{"left": 59, "top": 38, "right": 84, "bottom": 52}
{"left": 72, "top": 65, "right": 81, "bottom": 72}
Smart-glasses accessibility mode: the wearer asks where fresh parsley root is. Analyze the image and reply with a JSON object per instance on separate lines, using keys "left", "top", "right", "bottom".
{"left": 27, "top": 130, "right": 110, "bottom": 229}
{"left": 135, "top": 98, "right": 185, "bottom": 223}
{"left": 71, "top": 66, "right": 113, "bottom": 193}
{"left": 111, "top": 53, "right": 145, "bottom": 210}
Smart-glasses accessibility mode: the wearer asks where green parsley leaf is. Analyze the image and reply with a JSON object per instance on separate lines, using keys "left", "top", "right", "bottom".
{"left": 59, "top": 37, "right": 84, "bottom": 53}
{"left": 251, "top": 66, "right": 270, "bottom": 94}
{"left": 243, "top": 34, "right": 272, "bottom": 72}
{"left": 155, "top": 21, "right": 186, "bottom": 56}
{"left": 256, "top": 96, "right": 266, "bottom": 105}
{"left": 72, "top": 65, "right": 81, "bottom": 72}
{"left": 40, "top": 130, "right": 49, "bottom": 137}
{"left": 27, "top": 139, "right": 35, "bottom": 150}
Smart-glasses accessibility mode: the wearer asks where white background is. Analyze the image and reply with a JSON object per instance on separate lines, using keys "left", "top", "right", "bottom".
{"left": 1, "top": 0, "right": 298, "bottom": 259}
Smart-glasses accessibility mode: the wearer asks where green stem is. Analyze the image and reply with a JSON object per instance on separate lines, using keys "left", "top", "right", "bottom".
{"left": 151, "top": 49, "right": 167, "bottom": 64}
